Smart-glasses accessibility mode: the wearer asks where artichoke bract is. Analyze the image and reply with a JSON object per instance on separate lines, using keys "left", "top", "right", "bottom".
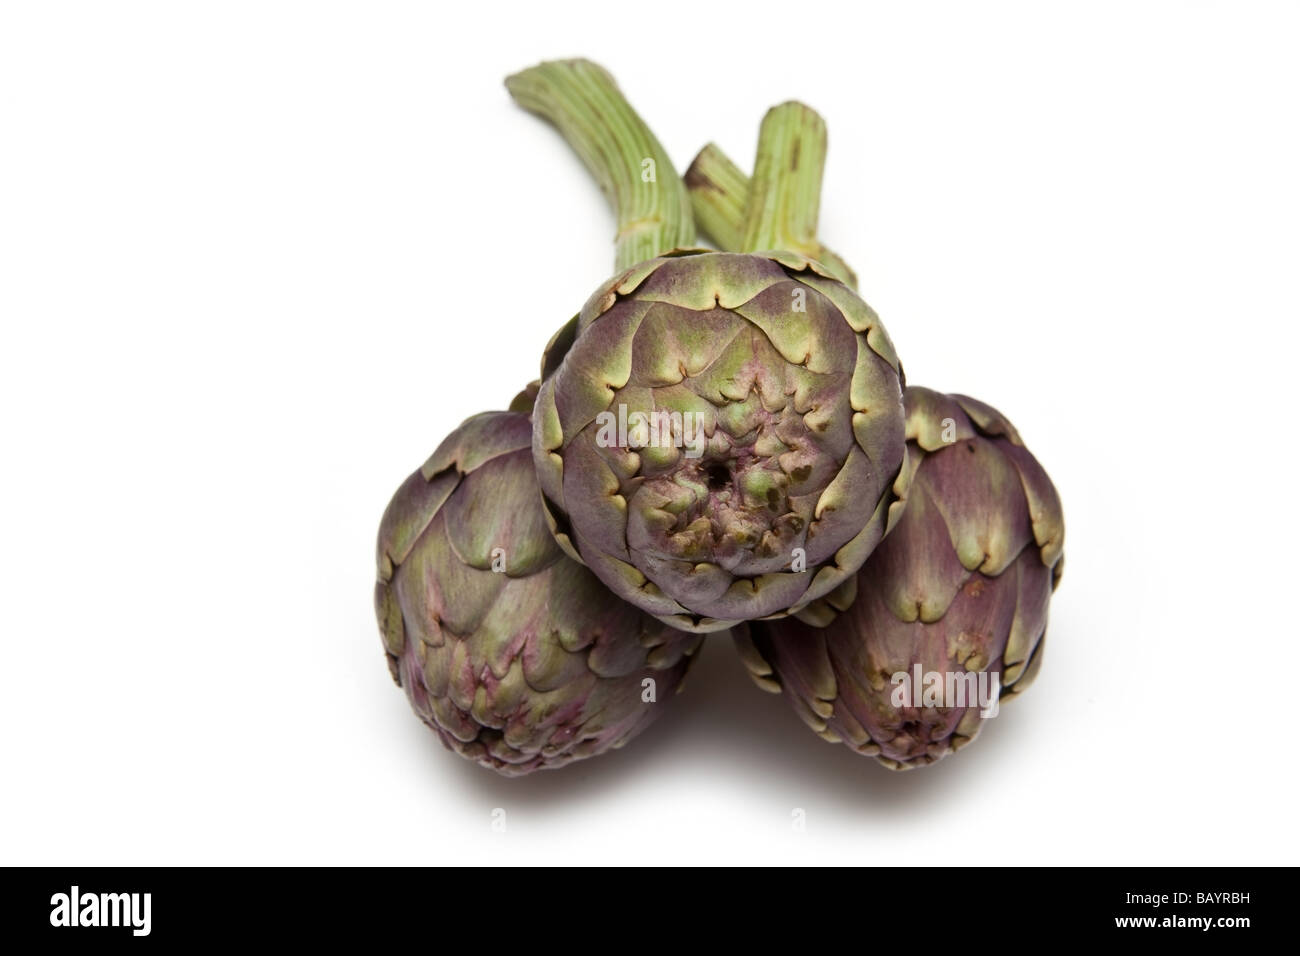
{"left": 375, "top": 397, "right": 701, "bottom": 776}
{"left": 533, "top": 249, "right": 906, "bottom": 634}
{"left": 736, "top": 387, "right": 1064, "bottom": 769}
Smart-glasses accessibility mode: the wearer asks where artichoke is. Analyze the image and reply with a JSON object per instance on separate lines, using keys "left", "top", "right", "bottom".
{"left": 370, "top": 58, "right": 1068, "bottom": 783}
{"left": 735, "top": 387, "right": 1064, "bottom": 768}
{"left": 512, "top": 66, "right": 906, "bottom": 633}
{"left": 533, "top": 251, "right": 905, "bottom": 634}
{"left": 375, "top": 392, "right": 701, "bottom": 776}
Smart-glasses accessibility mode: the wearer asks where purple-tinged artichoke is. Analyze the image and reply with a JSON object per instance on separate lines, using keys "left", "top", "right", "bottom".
{"left": 375, "top": 392, "right": 701, "bottom": 776}
{"left": 736, "top": 387, "right": 1064, "bottom": 769}
{"left": 533, "top": 250, "right": 906, "bottom": 634}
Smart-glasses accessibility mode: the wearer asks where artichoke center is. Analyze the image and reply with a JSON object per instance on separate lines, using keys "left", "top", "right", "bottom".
{"left": 704, "top": 462, "right": 731, "bottom": 492}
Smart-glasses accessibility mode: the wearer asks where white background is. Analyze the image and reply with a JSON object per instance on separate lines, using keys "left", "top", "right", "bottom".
{"left": 3, "top": 1, "right": 1297, "bottom": 865}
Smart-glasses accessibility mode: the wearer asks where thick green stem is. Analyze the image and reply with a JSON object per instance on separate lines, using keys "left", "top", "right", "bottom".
{"left": 506, "top": 59, "right": 695, "bottom": 271}
{"left": 742, "top": 102, "right": 827, "bottom": 256}
{"left": 686, "top": 139, "right": 858, "bottom": 288}
{"left": 683, "top": 144, "right": 748, "bottom": 255}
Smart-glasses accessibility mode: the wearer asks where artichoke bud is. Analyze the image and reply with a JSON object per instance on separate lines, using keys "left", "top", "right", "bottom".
{"left": 375, "top": 403, "right": 703, "bottom": 775}
{"left": 739, "top": 386, "right": 1065, "bottom": 770}
{"left": 534, "top": 251, "right": 906, "bottom": 633}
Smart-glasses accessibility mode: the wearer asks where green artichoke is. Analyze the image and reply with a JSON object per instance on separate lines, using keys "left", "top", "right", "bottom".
{"left": 375, "top": 392, "right": 701, "bottom": 776}
{"left": 735, "top": 387, "right": 1065, "bottom": 769}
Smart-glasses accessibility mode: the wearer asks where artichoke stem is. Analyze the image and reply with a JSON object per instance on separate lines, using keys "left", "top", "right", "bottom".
{"left": 683, "top": 144, "right": 748, "bottom": 255}
{"left": 742, "top": 102, "right": 826, "bottom": 255}
{"left": 506, "top": 59, "right": 695, "bottom": 271}
{"left": 687, "top": 135, "right": 858, "bottom": 288}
